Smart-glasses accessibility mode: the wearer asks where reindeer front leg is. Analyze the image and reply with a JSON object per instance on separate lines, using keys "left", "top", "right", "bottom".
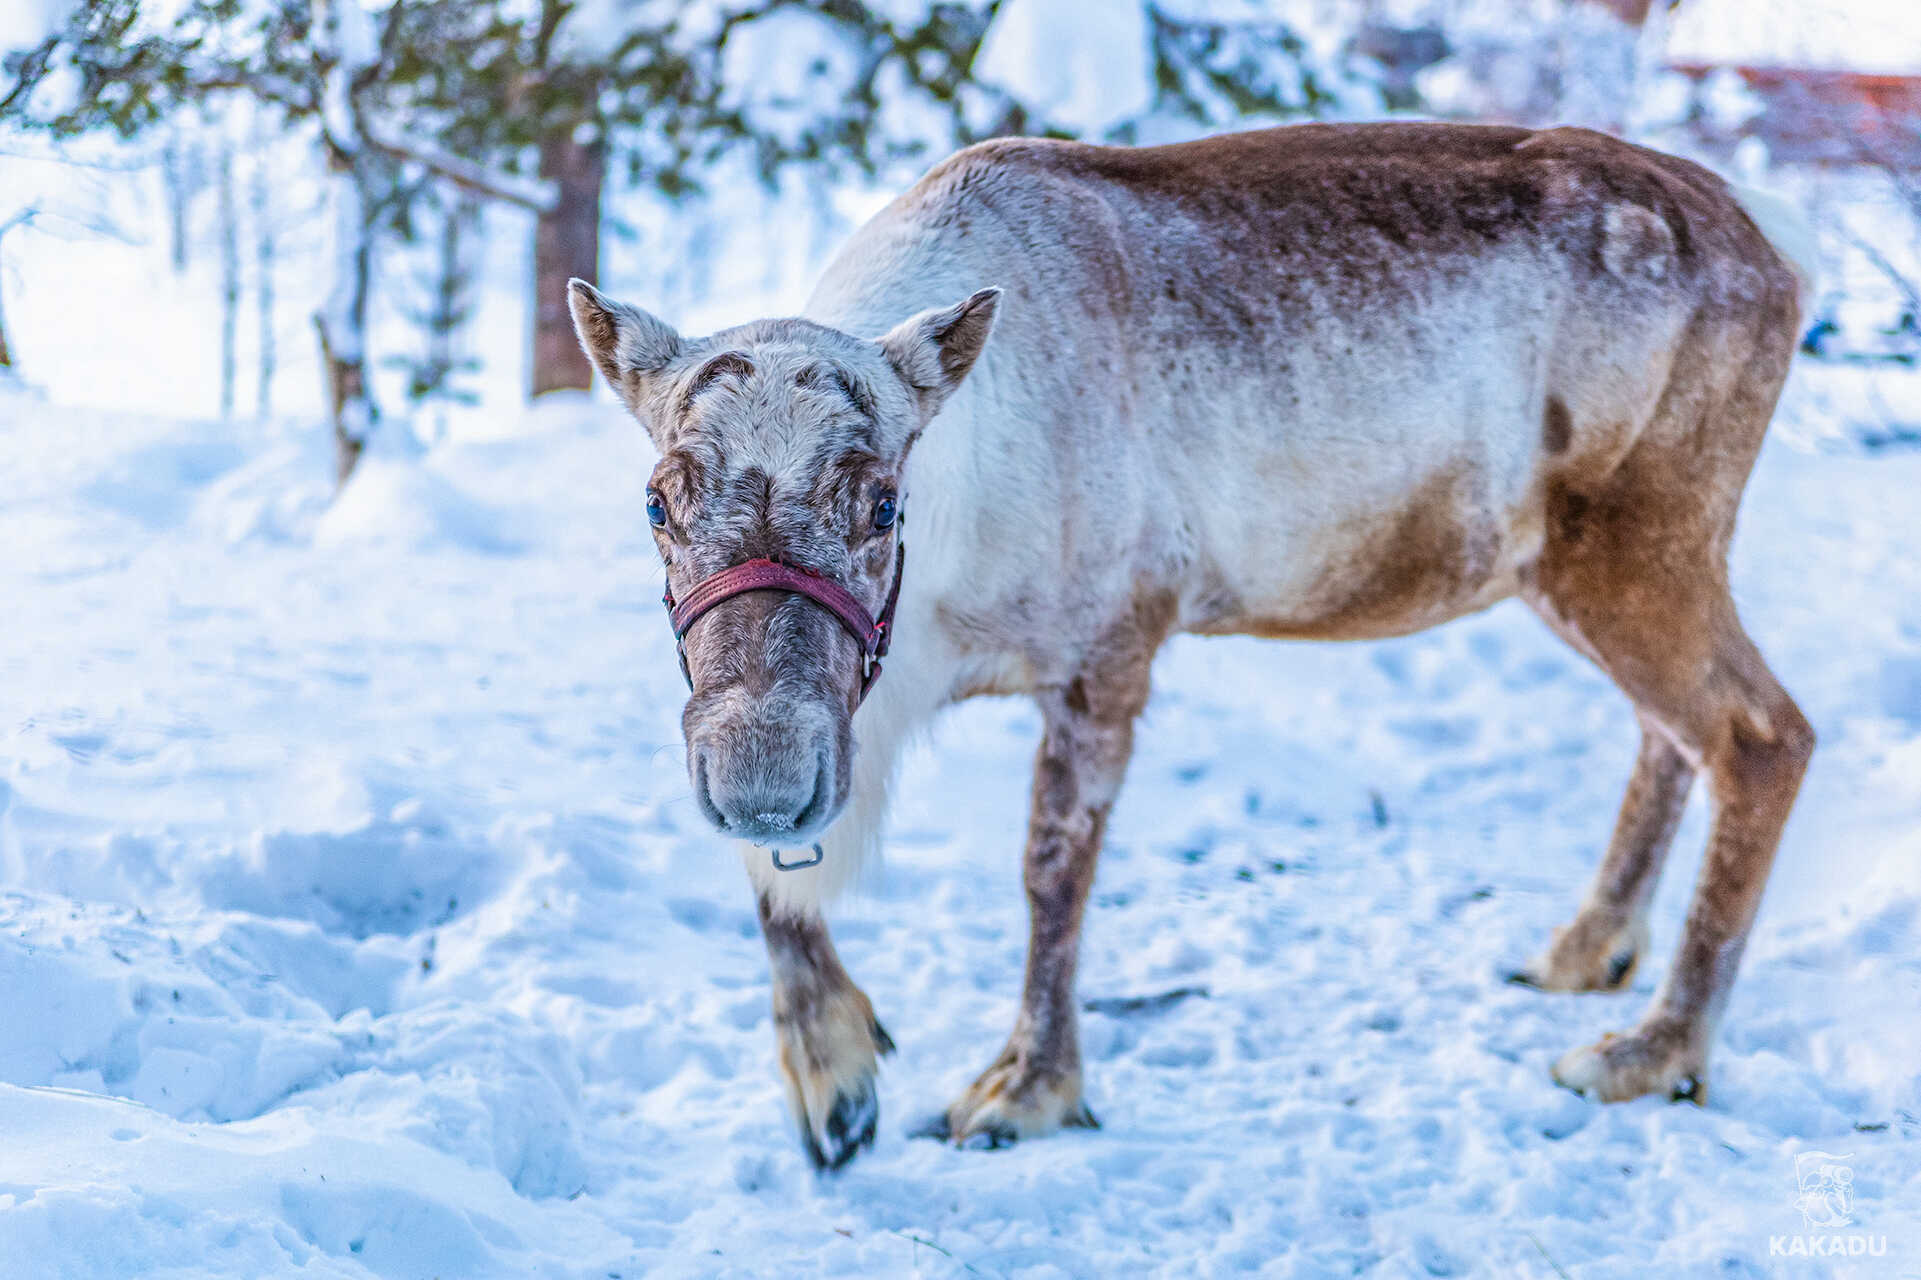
{"left": 929, "top": 625, "right": 1158, "bottom": 1147}
{"left": 759, "top": 895, "right": 894, "bottom": 1170}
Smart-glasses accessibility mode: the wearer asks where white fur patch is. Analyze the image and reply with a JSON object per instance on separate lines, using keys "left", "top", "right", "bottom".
{"left": 1732, "top": 182, "right": 1821, "bottom": 305}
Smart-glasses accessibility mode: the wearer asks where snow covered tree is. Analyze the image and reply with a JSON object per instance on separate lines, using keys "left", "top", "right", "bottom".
{"left": 388, "top": 189, "right": 484, "bottom": 434}
{"left": 972, "top": 0, "right": 1380, "bottom": 140}
{"left": 0, "top": 157, "right": 135, "bottom": 383}
{"left": 378, "top": 0, "right": 1024, "bottom": 397}
{"left": 1138, "top": 3, "right": 1369, "bottom": 132}
{"left": 1397, "top": 0, "right": 1677, "bottom": 135}
{"left": 0, "top": 0, "right": 543, "bottom": 479}
{"left": 2, "top": 0, "right": 1016, "bottom": 468}
{"left": 4, "top": 0, "right": 1378, "bottom": 471}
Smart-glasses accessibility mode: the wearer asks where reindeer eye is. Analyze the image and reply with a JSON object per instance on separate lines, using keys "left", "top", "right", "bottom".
{"left": 872, "top": 494, "right": 898, "bottom": 532}
{"left": 645, "top": 490, "right": 667, "bottom": 528}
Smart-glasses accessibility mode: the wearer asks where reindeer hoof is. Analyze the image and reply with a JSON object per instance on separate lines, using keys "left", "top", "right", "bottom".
{"left": 1511, "top": 915, "right": 1648, "bottom": 992}
{"left": 930, "top": 1048, "right": 1097, "bottom": 1150}
{"left": 777, "top": 1012, "right": 894, "bottom": 1173}
{"left": 801, "top": 1074, "right": 880, "bottom": 1172}
{"left": 958, "top": 1121, "right": 1021, "bottom": 1151}
{"left": 1552, "top": 1019, "right": 1706, "bottom": 1104}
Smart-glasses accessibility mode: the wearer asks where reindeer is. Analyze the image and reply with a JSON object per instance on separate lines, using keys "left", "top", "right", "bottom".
{"left": 568, "top": 122, "right": 1814, "bottom": 1170}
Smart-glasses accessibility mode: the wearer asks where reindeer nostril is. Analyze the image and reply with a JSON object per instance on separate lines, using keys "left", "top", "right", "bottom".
{"left": 791, "top": 752, "right": 831, "bottom": 833}
{"left": 693, "top": 752, "right": 728, "bottom": 831}
{"left": 690, "top": 736, "right": 836, "bottom": 840}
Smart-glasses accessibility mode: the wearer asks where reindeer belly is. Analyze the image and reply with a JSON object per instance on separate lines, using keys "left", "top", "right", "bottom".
{"left": 1166, "top": 345, "right": 1552, "bottom": 643}
{"left": 1178, "top": 464, "right": 1540, "bottom": 642}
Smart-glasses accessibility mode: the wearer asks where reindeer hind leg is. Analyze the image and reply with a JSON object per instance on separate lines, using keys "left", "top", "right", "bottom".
{"left": 1523, "top": 343, "right": 1811, "bottom": 1102}
{"left": 1509, "top": 713, "right": 1695, "bottom": 992}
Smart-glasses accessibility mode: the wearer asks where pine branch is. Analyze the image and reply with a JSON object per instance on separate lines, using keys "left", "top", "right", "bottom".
{"left": 191, "top": 69, "right": 317, "bottom": 114}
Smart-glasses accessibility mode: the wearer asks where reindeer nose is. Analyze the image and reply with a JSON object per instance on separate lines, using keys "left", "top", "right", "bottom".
{"left": 692, "top": 739, "right": 832, "bottom": 842}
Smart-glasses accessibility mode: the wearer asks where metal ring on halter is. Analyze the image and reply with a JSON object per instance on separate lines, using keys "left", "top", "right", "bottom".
{"left": 770, "top": 844, "right": 825, "bottom": 872}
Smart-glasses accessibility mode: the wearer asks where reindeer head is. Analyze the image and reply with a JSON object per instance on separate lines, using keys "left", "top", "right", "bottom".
{"left": 568, "top": 279, "right": 999, "bottom": 845}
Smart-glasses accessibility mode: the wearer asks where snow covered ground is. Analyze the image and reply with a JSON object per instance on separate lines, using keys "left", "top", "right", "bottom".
{"left": 1, "top": 343, "right": 1918, "bottom": 1278}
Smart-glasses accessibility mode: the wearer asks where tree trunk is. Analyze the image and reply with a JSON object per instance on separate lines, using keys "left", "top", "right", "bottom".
{"left": 316, "top": 314, "right": 367, "bottom": 485}
{"left": 217, "top": 141, "right": 239, "bottom": 419}
{"left": 530, "top": 128, "right": 603, "bottom": 398}
{"left": 162, "top": 135, "right": 197, "bottom": 274}
{"left": 319, "top": 144, "right": 377, "bottom": 486}
{"left": 0, "top": 215, "right": 25, "bottom": 374}
{"left": 315, "top": 0, "right": 380, "bottom": 486}
{"left": 253, "top": 126, "right": 276, "bottom": 419}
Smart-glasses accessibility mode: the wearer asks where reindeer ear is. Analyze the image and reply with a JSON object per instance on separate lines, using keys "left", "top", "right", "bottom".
{"left": 568, "top": 278, "right": 683, "bottom": 426}
{"left": 878, "top": 287, "right": 1001, "bottom": 420}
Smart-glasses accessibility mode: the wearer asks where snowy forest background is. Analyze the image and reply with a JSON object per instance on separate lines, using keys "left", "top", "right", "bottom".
{"left": 2, "top": 3, "right": 1920, "bottom": 1279}
{"left": 4, "top": 0, "right": 1918, "bottom": 468}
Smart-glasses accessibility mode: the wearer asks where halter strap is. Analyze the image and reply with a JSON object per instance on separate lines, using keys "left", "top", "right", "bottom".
{"left": 662, "top": 541, "right": 905, "bottom": 704}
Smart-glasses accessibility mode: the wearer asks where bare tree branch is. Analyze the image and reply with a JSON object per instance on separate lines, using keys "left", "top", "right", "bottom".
{"left": 0, "top": 199, "right": 138, "bottom": 247}
{"left": 1848, "top": 110, "right": 1921, "bottom": 228}
{"left": 362, "top": 124, "right": 557, "bottom": 213}
{"left": 1837, "top": 222, "right": 1921, "bottom": 326}
{"left": 195, "top": 62, "right": 555, "bottom": 211}
{"left": 192, "top": 70, "right": 319, "bottom": 116}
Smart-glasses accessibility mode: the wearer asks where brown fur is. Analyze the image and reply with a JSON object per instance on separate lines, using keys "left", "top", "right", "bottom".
{"left": 1543, "top": 397, "right": 1574, "bottom": 454}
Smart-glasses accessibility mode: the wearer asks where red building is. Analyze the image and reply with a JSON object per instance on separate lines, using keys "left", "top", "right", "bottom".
{"left": 1670, "top": 62, "right": 1921, "bottom": 167}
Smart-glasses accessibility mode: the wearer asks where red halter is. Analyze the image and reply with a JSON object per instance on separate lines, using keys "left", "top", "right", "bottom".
{"left": 662, "top": 541, "right": 905, "bottom": 705}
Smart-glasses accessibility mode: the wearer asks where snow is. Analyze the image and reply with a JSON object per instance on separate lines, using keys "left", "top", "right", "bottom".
{"left": 976, "top": 0, "right": 1152, "bottom": 135}
{"left": 1665, "top": 0, "right": 1921, "bottom": 75}
{"left": 315, "top": 0, "right": 377, "bottom": 155}
{"left": 0, "top": 0, "right": 73, "bottom": 53}
{"left": 547, "top": 0, "right": 679, "bottom": 64}
{"left": 2, "top": 339, "right": 1919, "bottom": 1275}
{"left": 718, "top": 8, "right": 869, "bottom": 153}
